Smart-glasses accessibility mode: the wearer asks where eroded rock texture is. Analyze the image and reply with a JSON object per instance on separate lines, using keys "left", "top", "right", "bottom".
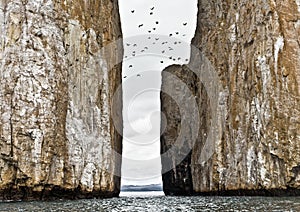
{"left": 0, "top": 0, "right": 122, "bottom": 200}
{"left": 162, "top": 0, "right": 300, "bottom": 195}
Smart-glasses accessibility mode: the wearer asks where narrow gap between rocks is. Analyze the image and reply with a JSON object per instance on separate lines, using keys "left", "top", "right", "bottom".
{"left": 118, "top": 0, "right": 198, "bottom": 195}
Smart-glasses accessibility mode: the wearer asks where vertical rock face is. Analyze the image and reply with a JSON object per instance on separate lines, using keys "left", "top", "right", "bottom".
{"left": 161, "top": 65, "right": 204, "bottom": 195}
{"left": 0, "top": 0, "right": 122, "bottom": 200}
{"left": 161, "top": 0, "right": 300, "bottom": 195}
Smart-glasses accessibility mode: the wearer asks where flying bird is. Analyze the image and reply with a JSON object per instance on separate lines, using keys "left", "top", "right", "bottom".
{"left": 153, "top": 28, "right": 156, "bottom": 30}
{"left": 175, "top": 32, "right": 179, "bottom": 35}
{"left": 129, "top": 65, "right": 133, "bottom": 68}
{"left": 137, "top": 74, "right": 141, "bottom": 77}
{"left": 131, "top": 10, "right": 135, "bottom": 13}
{"left": 162, "top": 50, "right": 165, "bottom": 53}
{"left": 150, "top": 7, "right": 155, "bottom": 10}
{"left": 183, "top": 22, "right": 187, "bottom": 26}
{"left": 123, "top": 76, "right": 127, "bottom": 78}
{"left": 150, "top": 12, "right": 153, "bottom": 15}
{"left": 133, "top": 44, "right": 137, "bottom": 47}
{"left": 155, "top": 38, "right": 159, "bottom": 41}
{"left": 138, "top": 24, "right": 143, "bottom": 28}
{"left": 148, "top": 30, "right": 152, "bottom": 33}
{"left": 169, "top": 34, "right": 172, "bottom": 37}
{"left": 156, "top": 21, "right": 159, "bottom": 24}
{"left": 126, "top": 43, "right": 130, "bottom": 46}
{"left": 160, "top": 61, "right": 164, "bottom": 63}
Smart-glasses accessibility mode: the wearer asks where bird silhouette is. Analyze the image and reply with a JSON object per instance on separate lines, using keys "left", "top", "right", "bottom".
{"left": 150, "top": 12, "right": 153, "bottom": 15}
{"left": 150, "top": 7, "right": 155, "bottom": 10}
{"left": 129, "top": 65, "right": 133, "bottom": 68}
{"left": 137, "top": 74, "right": 141, "bottom": 77}
{"left": 131, "top": 10, "right": 135, "bottom": 13}
{"left": 148, "top": 37, "right": 151, "bottom": 39}
{"left": 160, "top": 61, "right": 164, "bottom": 63}
{"left": 162, "top": 50, "right": 165, "bottom": 53}
{"left": 153, "top": 28, "right": 156, "bottom": 30}
{"left": 148, "top": 30, "right": 152, "bottom": 33}
{"left": 169, "top": 34, "right": 172, "bottom": 37}
{"left": 138, "top": 24, "right": 143, "bottom": 28}
{"left": 175, "top": 32, "right": 179, "bottom": 35}
{"left": 156, "top": 21, "right": 159, "bottom": 24}
{"left": 133, "top": 44, "right": 137, "bottom": 47}
{"left": 155, "top": 38, "right": 159, "bottom": 41}
{"left": 183, "top": 22, "right": 187, "bottom": 26}
{"left": 123, "top": 76, "right": 127, "bottom": 78}
{"left": 126, "top": 43, "right": 130, "bottom": 46}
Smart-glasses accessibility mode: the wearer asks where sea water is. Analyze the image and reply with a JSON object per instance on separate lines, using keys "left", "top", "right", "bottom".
{"left": 0, "top": 193, "right": 300, "bottom": 211}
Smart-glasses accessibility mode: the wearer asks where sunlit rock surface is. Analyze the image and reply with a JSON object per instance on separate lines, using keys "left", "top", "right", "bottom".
{"left": 0, "top": 0, "right": 122, "bottom": 200}
{"left": 161, "top": 0, "right": 300, "bottom": 195}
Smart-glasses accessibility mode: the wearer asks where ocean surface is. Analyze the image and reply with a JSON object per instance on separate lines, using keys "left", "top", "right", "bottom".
{"left": 1, "top": 192, "right": 300, "bottom": 211}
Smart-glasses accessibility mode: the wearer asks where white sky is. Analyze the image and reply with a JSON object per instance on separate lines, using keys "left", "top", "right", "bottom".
{"left": 118, "top": 0, "right": 198, "bottom": 186}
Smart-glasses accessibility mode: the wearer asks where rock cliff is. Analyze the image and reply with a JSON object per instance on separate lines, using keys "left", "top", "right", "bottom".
{"left": 161, "top": 0, "right": 300, "bottom": 195}
{"left": 0, "top": 0, "right": 122, "bottom": 200}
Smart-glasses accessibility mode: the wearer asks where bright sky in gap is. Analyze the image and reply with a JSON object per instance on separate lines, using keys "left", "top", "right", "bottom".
{"left": 118, "top": 0, "right": 198, "bottom": 186}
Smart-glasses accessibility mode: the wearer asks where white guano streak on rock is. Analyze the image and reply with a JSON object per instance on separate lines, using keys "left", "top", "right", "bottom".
{"left": 256, "top": 55, "right": 270, "bottom": 96}
{"left": 30, "top": 129, "right": 43, "bottom": 181}
{"left": 229, "top": 24, "right": 237, "bottom": 44}
{"left": 81, "top": 163, "right": 97, "bottom": 191}
{"left": 296, "top": 0, "right": 300, "bottom": 13}
{"left": 274, "top": 36, "right": 284, "bottom": 92}
{"left": 246, "top": 146, "right": 255, "bottom": 183}
{"left": 274, "top": 36, "right": 284, "bottom": 68}
{"left": 257, "top": 151, "right": 266, "bottom": 183}
{"left": 0, "top": 1, "right": 5, "bottom": 61}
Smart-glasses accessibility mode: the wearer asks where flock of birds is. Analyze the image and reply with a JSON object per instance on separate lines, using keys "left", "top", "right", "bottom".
{"left": 123, "top": 6, "right": 190, "bottom": 79}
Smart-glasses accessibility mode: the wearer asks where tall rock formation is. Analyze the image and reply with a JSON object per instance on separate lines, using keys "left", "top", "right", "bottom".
{"left": 161, "top": 0, "right": 300, "bottom": 195}
{"left": 0, "top": 0, "right": 123, "bottom": 200}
